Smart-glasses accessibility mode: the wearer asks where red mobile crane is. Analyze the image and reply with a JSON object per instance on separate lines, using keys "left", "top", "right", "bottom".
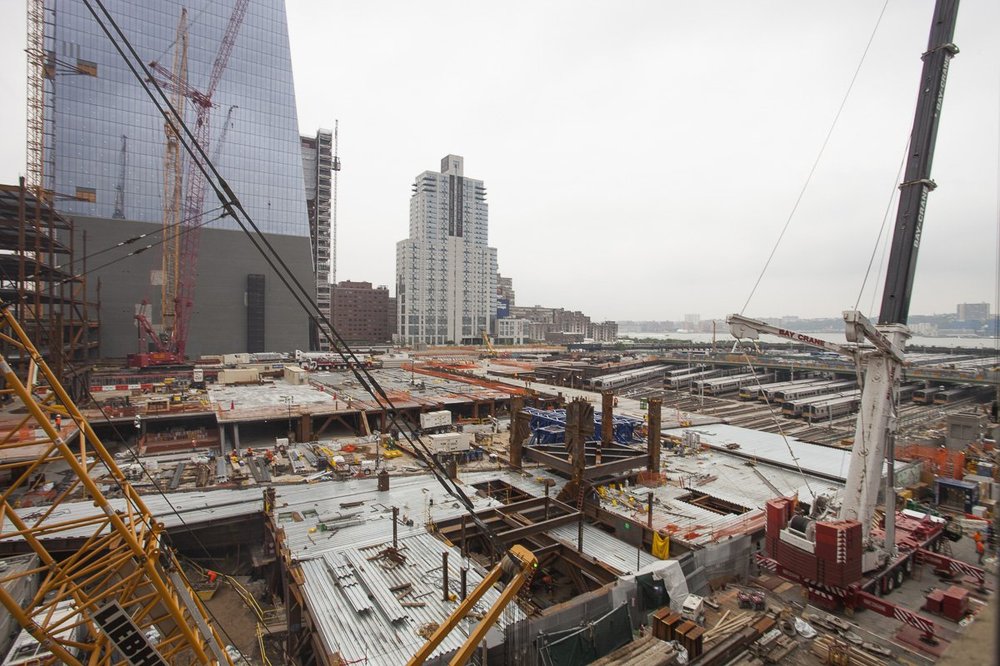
{"left": 129, "top": 0, "right": 250, "bottom": 368}
{"left": 728, "top": 0, "right": 985, "bottom": 646}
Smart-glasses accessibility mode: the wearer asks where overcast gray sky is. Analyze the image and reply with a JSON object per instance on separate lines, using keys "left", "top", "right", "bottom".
{"left": 1, "top": 1, "right": 998, "bottom": 322}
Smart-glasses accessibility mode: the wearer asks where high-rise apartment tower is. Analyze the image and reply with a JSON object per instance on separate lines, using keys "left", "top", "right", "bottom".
{"left": 396, "top": 155, "right": 498, "bottom": 345}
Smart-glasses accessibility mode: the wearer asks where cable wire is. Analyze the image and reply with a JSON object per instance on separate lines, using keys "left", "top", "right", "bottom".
{"left": 54, "top": 204, "right": 225, "bottom": 273}
{"left": 855, "top": 138, "right": 909, "bottom": 314}
{"left": 741, "top": 0, "right": 890, "bottom": 315}
{"left": 56, "top": 210, "right": 227, "bottom": 287}
{"left": 80, "top": 0, "right": 508, "bottom": 560}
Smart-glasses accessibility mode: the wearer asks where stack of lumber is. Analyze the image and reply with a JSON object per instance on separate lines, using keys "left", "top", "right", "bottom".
{"left": 590, "top": 634, "right": 677, "bottom": 666}
{"left": 811, "top": 636, "right": 887, "bottom": 666}
{"left": 703, "top": 611, "right": 756, "bottom": 644}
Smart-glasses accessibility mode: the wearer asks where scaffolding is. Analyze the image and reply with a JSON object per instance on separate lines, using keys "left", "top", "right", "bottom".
{"left": 0, "top": 179, "right": 98, "bottom": 398}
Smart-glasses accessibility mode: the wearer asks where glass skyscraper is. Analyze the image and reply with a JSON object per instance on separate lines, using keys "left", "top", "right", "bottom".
{"left": 35, "top": 0, "right": 316, "bottom": 357}
{"left": 45, "top": 0, "right": 308, "bottom": 237}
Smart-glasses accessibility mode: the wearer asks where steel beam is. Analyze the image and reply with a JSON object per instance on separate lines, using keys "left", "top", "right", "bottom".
{"left": 494, "top": 511, "right": 583, "bottom": 543}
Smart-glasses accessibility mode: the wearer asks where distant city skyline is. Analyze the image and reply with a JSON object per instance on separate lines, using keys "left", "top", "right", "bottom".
{"left": 0, "top": 2, "right": 997, "bottom": 323}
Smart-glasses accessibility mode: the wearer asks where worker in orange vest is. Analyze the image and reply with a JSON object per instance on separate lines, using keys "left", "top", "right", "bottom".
{"left": 976, "top": 539, "right": 985, "bottom": 564}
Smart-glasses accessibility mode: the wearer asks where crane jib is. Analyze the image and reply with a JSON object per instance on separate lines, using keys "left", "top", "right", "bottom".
{"left": 775, "top": 329, "right": 828, "bottom": 348}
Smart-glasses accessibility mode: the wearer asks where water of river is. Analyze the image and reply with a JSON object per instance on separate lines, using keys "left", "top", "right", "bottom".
{"left": 620, "top": 331, "right": 1000, "bottom": 351}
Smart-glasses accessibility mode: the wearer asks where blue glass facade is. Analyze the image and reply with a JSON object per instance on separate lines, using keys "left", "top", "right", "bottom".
{"left": 48, "top": 0, "right": 308, "bottom": 237}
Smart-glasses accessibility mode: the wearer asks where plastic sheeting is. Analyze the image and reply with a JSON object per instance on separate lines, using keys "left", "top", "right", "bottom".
{"left": 637, "top": 559, "right": 690, "bottom": 612}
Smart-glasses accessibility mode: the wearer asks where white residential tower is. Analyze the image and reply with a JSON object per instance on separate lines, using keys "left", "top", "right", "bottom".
{"left": 396, "top": 155, "right": 498, "bottom": 345}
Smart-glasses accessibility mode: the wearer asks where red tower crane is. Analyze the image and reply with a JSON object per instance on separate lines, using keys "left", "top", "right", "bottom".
{"left": 131, "top": 0, "right": 249, "bottom": 368}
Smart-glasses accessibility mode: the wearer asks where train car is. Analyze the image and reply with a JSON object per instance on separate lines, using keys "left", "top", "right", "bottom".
{"left": 933, "top": 384, "right": 976, "bottom": 405}
{"left": 587, "top": 365, "right": 667, "bottom": 391}
{"left": 912, "top": 386, "right": 944, "bottom": 404}
{"left": 699, "top": 372, "right": 774, "bottom": 396}
{"left": 781, "top": 390, "right": 860, "bottom": 418}
{"left": 739, "top": 378, "right": 802, "bottom": 401}
{"left": 896, "top": 383, "right": 920, "bottom": 403}
{"left": 668, "top": 369, "right": 725, "bottom": 389}
{"left": 772, "top": 380, "right": 856, "bottom": 402}
{"left": 756, "top": 378, "right": 825, "bottom": 403}
{"left": 802, "top": 393, "right": 862, "bottom": 421}
{"left": 665, "top": 364, "right": 706, "bottom": 379}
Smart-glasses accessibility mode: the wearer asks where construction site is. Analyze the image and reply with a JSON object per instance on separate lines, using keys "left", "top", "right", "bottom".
{"left": 2, "top": 0, "right": 998, "bottom": 665}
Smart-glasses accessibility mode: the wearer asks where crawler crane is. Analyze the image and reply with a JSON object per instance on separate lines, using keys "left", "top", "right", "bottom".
{"left": 728, "top": 0, "right": 985, "bottom": 644}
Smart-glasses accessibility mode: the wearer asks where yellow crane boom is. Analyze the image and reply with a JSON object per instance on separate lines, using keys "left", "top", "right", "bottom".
{"left": 406, "top": 544, "right": 536, "bottom": 666}
{"left": 0, "top": 307, "right": 232, "bottom": 664}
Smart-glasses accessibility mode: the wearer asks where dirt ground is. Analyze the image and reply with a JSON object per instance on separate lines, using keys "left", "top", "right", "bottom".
{"left": 937, "top": 592, "right": 998, "bottom": 666}
{"left": 203, "top": 585, "right": 262, "bottom": 664}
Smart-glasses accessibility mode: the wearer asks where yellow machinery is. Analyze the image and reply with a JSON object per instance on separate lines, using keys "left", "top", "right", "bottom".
{"left": 407, "top": 544, "right": 537, "bottom": 666}
{"left": 0, "top": 308, "right": 233, "bottom": 664}
{"left": 480, "top": 329, "right": 498, "bottom": 358}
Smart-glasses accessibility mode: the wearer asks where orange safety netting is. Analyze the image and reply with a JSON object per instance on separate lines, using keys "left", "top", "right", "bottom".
{"left": 896, "top": 444, "right": 966, "bottom": 480}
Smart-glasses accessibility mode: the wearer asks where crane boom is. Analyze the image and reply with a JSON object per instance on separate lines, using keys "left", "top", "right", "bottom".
{"left": 0, "top": 307, "right": 233, "bottom": 665}
{"left": 406, "top": 544, "right": 536, "bottom": 665}
{"left": 840, "top": 0, "right": 959, "bottom": 562}
{"left": 145, "top": 0, "right": 249, "bottom": 362}
{"left": 730, "top": 0, "right": 960, "bottom": 573}
{"left": 726, "top": 314, "right": 856, "bottom": 357}
{"left": 878, "top": 1, "right": 960, "bottom": 325}
{"left": 160, "top": 8, "right": 187, "bottom": 344}
{"left": 172, "top": 0, "right": 249, "bottom": 361}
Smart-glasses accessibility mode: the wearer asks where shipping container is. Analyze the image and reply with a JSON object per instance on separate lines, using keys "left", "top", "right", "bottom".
{"left": 420, "top": 410, "right": 452, "bottom": 430}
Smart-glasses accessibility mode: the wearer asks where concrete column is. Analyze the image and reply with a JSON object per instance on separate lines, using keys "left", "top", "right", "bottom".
{"left": 233, "top": 423, "right": 241, "bottom": 452}
{"left": 648, "top": 397, "right": 662, "bottom": 473}
{"left": 300, "top": 414, "right": 313, "bottom": 442}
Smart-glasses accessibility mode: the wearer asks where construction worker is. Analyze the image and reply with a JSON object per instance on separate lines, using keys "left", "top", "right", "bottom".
{"left": 976, "top": 538, "right": 985, "bottom": 564}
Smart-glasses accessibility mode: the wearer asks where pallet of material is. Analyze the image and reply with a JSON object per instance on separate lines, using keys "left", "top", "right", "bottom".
{"left": 703, "top": 611, "right": 757, "bottom": 644}
{"left": 589, "top": 634, "right": 676, "bottom": 666}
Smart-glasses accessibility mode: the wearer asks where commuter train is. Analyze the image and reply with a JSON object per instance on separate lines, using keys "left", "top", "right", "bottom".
{"left": 780, "top": 390, "right": 860, "bottom": 418}
{"left": 771, "top": 380, "right": 856, "bottom": 402}
{"left": 586, "top": 365, "right": 667, "bottom": 391}
{"left": 801, "top": 393, "right": 863, "bottom": 421}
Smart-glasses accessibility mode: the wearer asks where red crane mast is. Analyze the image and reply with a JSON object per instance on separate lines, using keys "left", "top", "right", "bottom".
{"left": 136, "top": 0, "right": 249, "bottom": 367}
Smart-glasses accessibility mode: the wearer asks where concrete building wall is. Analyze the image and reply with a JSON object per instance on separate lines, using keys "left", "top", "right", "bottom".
{"left": 73, "top": 216, "right": 313, "bottom": 359}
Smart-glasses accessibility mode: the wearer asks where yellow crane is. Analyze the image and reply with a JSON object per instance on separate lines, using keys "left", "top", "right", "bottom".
{"left": 481, "top": 329, "right": 498, "bottom": 358}
{"left": 0, "top": 306, "right": 232, "bottom": 664}
{"left": 159, "top": 8, "right": 188, "bottom": 341}
{"left": 406, "top": 544, "right": 537, "bottom": 666}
